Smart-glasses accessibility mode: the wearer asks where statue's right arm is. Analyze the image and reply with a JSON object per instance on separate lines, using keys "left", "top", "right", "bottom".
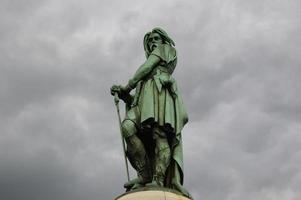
{"left": 124, "top": 54, "right": 161, "bottom": 92}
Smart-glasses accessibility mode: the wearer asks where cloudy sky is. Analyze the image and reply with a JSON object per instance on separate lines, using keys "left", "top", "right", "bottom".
{"left": 1, "top": 0, "right": 301, "bottom": 199}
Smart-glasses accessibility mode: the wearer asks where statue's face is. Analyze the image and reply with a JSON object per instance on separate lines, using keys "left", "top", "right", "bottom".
{"left": 147, "top": 32, "right": 163, "bottom": 51}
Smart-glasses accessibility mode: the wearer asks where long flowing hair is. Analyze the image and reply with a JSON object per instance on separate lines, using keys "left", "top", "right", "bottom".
{"left": 143, "top": 27, "right": 175, "bottom": 58}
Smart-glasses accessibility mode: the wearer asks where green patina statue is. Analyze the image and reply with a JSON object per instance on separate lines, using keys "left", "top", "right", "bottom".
{"left": 111, "top": 27, "right": 190, "bottom": 196}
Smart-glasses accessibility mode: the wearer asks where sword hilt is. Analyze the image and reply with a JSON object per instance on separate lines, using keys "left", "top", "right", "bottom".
{"left": 113, "top": 91, "right": 130, "bottom": 182}
{"left": 114, "top": 92, "right": 119, "bottom": 105}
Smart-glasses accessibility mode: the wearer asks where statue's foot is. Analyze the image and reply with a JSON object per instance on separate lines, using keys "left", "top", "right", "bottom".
{"left": 124, "top": 177, "right": 150, "bottom": 191}
{"left": 131, "top": 183, "right": 144, "bottom": 190}
{"left": 124, "top": 178, "right": 139, "bottom": 190}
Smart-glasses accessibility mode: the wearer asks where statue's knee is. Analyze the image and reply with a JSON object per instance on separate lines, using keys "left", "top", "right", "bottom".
{"left": 155, "top": 138, "right": 170, "bottom": 156}
{"left": 153, "top": 128, "right": 169, "bottom": 149}
{"left": 121, "top": 120, "right": 136, "bottom": 138}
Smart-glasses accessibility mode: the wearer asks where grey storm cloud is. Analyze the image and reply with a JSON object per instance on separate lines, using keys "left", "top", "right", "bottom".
{"left": 0, "top": 0, "right": 301, "bottom": 200}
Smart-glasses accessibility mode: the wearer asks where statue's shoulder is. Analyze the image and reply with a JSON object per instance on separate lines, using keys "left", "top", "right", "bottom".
{"left": 151, "top": 44, "right": 176, "bottom": 63}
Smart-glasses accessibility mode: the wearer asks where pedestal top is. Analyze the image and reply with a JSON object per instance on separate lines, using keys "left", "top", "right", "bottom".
{"left": 115, "top": 187, "right": 193, "bottom": 200}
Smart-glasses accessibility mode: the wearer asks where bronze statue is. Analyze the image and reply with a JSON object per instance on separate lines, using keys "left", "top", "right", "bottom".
{"left": 111, "top": 27, "right": 189, "bottom": 196}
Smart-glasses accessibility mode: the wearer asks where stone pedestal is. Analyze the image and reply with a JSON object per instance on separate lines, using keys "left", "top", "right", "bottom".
{"left": 115, "top": 187, "right": 192, "bottom": 200}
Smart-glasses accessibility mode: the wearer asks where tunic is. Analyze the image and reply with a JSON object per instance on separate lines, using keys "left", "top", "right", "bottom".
{"left": 134, "top": 43, "right": 188, "bottom": 135}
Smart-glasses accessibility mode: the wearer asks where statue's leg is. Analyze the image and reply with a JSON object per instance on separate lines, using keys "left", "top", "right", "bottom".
{"left": 121, "top": 119, "right": 151, "bottom": 188}
{"left": 148, "top": 126, "right": 171, "bottom": 187}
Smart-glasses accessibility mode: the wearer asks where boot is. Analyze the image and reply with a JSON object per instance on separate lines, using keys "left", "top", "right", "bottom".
{"left": 147, "top": 137, "right": 171, "bottom": 187}
{"left": 124, "top": 159, "right": 151, "bottom": 190}
{"left": 123, "top": 135, "right": 151, "bottom": 190}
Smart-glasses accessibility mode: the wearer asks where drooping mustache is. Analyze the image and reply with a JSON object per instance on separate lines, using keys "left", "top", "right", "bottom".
{"left": 150, "top": 43, "right": 158, "bottom": 51}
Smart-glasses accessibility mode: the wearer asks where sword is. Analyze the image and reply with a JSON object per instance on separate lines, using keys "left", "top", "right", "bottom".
{"left": 114, "top": 92, "right": 130, "bottom": 182}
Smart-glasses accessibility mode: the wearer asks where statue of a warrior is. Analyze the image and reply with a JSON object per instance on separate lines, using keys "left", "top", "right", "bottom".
{"left": 111, "top": 27, "right": 189, "bottom": 196}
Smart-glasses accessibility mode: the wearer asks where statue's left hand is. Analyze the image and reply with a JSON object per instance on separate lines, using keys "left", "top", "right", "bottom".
{"left": 110, "top": 84, "right": 129, "bottom": 97}
{"left": 110, "top": 85, "right": 121, "bottom": 96}
{"left": 110, "top": 84, "right": 133, "bottom": 105}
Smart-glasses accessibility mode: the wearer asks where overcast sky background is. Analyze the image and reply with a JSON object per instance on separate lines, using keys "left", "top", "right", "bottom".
{"left": 1, "top": 0, "right": 301, "bottom": 199}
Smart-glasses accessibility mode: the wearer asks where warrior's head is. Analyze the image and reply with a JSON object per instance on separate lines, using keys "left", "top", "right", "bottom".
{"left": 143, "top": 27, "right": 175, "bottom": 57}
